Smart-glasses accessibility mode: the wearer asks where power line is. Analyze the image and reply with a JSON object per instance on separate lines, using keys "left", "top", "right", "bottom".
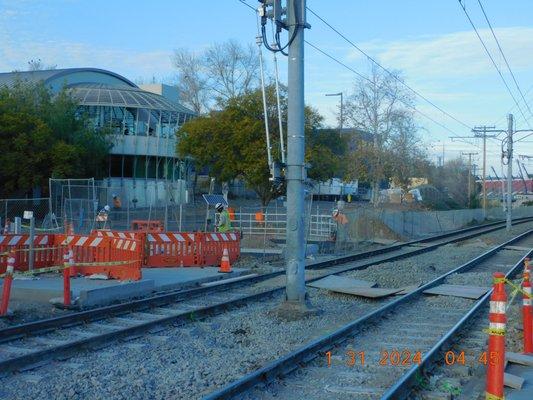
{"left": 238, "top": 0, "right": 490, "bottom": 154}
{"left": 493, "top": 85, "right": 533, "bottom": 126}
{"left": 458, "top": 0, "right": 530, "bottom": 125}
{"left": 516, "top": 131, "right": 533, "bottom": 143}
{"left": 304, "top": 40, "right": 467, "bottom": 139}
{"left": 477, "top": 0, "right": 533, "bottom": 118}
{"left": 237, "top": 0, "right": 255, "bottom": 11}
{"left": 306, "top": 6, "right": 473, "bottom": 131}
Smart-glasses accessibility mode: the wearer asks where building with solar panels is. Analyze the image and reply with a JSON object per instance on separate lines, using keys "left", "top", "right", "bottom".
{"left": 0, "top": 68, "right": 195, "bottom": 206}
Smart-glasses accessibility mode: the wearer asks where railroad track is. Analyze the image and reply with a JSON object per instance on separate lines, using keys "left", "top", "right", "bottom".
{"left": 0, "top": 219, "right": 530, "bottom": 377}
{"left": 203, "top": 230, "right": 533, "bottom": 400}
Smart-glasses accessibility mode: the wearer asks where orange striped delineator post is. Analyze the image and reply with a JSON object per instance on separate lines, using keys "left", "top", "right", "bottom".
{"left": 62, "top": 249, "right": 73, "bottom": 307}
{"left": 523, "top": 264, "right": 533, "bottom": 354}
{"left": 219, "top": 248, "right": 231, "bottom": 273}
{"left": 0, "top": 252, "right": 15, "bottom": 316}
{"left": 486, "top": 272, "right": 507, "bottom": 400}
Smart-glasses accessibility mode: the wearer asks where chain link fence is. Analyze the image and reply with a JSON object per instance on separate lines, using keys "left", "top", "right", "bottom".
{"left": 1, "top": 184, "right": 531, "bottom": 256}
{"left": 0, "top": 198, "right": 60, "bottom": 233}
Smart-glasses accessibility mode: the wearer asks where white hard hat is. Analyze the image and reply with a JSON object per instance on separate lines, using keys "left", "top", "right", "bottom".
{"left": 104, "top": 205, "right": 111, "bottom": 212}
{"left": 215, "top": 202, "right": 224, "bottom": 211}
{"left": 332, "top": 209, "right": 339, "bottom": 217}
{"left": 112, "top": 193, "right": 118, "bottom": 198}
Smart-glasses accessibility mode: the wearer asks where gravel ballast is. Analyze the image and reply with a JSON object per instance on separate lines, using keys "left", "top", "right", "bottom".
{"left": 0, "top": 222, "right": 531, "bottom": 399}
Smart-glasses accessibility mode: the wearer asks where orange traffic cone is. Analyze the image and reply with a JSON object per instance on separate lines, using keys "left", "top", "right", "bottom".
{"left": 219, "top": 248, "right": 231, "bottom": 273}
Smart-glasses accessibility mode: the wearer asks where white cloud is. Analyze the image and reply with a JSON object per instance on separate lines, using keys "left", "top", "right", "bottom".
{"left": 346, "top": 27, "right": 533, "bottom": 79}
{"left": 0, "top": 32, "right": 175, "bottom": 82}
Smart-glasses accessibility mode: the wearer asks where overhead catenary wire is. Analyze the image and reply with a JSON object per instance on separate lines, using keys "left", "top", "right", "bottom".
{"left": 493, "top": 85, "right": 533, "bottom": 128}
{"left": 306, "top": 6, "right": 473, "bottom": 131}
{"left": 477, "top": 0, "right": 533, "bottom": 118}
{"left": 516, "top": 131, "right": 533, "bottom": 143}
{"left": 239, "top": 0, "right": 487, "bottom": 154}
{"left": 304, "top": 40, "right": 478, "bottom": 143}
{"left": 458, "top": 0, "right": 530, "bottom": 126}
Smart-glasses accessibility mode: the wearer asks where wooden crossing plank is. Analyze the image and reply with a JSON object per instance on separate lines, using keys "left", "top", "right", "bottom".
{"left": 423, "top": 284, "right": 490, "bottom": 299}
{"left": 504, "top": 372, "right": 525, "bottom": 389}
{"left": 506, "top": 352, "right": 533, "bottom": 367}
{"left": 307, "top": 275, "right": 402, "bottom": 298}
{"left": 504, "top": 245, "right": 531, "bottom": 252}
{"left": 307, "top": 275, "right": 376, "bottom": 290}
{"left": 395, "top": 284, "right": 420, "bottom": 295}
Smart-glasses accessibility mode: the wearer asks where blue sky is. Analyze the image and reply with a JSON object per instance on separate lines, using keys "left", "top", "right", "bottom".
{"left": 0, "top": 0, "right": 532, "bottom": 173}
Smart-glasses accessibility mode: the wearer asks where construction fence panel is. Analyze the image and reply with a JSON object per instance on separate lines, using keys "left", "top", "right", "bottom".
{"left": 203, "top": 232, "right": 240, "bottom": 266}
{"left": 144, "top": 231, "right": 240, "bottom": 268}
{"left": 0, "top": 234, "right": 58, "bottom": 272}
{"left": 57, "top": 234, "right": 142, "bottom": 281}
{"left": 146, "top": 232, "right": 199, "bottom": 268}
{"left": 0, "top": 233, "right": 142, "bottom": 280}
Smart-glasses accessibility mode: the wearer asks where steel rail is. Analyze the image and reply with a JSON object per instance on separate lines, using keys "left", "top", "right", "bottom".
{"left": 1, "top": 217, "right": 528, "bottom": 342}
{"left": 381, "top": 247, "right": 533, "bottom": 399}
{"left": 0, "top": 220, "right": 530, "bottom": 375}
{"left": 202, "top": 229, "right": 533, "bottom": 400}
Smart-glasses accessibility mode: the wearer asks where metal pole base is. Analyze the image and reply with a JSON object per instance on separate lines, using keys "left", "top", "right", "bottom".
{"left": 270, "top": 296, "right": 321, "bottom": 321}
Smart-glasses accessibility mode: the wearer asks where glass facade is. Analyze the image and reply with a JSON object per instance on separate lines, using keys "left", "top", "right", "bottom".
{"left": 71, "top": 86, "right": 195, "bottom": 183}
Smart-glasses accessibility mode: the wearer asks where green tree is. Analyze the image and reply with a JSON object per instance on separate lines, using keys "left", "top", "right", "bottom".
{"left": 0, "top": 80, "right": 111, "bottom": 197}
{"left": 306, "top": 127, "right": 348, "bottom": 181}
{"left": 177, "top": 85, "right": 325, "bottom": 206}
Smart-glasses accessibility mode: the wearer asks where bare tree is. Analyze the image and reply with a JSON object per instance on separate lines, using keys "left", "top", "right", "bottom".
{"left": 27, "top": 59, "right": 57, "bottom": 71}
{"left": 173, "top": 49, "right": 210, "bottom": 114}
{"left": 172, "top": 40, "right": 259, "bottom": 114}
{"left": 204, "top": 40, "right": 259, "bottom": 105}
{"left": 344, "top": 64, "right": 416, "bottom": 204}
{"left": 388, "top": 114, "right": 428, "bottom": 191}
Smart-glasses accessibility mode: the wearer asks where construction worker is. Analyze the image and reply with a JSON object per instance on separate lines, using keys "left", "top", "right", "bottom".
{"left": 331, "top": 208, "right": 348, "bottom": 251}
{"left": 112, "top": 194, "right": 122, "bottom": 210}
{"left": 215, "top": 203, "right": 232, "bottom": 233}
{"left": 96, "top": 205, "right": 110, "bottom": 229}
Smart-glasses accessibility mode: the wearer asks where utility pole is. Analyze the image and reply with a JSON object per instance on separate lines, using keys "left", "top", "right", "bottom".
{"left": 472, "top": 126, "right": 497, "bottom": 213}
{"left": 462, "top": 152, "right": 478, "bottom": 208}
{"left": 285, "top": 0, "right": 308, "bottom": 309}
{"left": 453, "top": 126, "right": 497, "bottom": 214}
{"left": 505, "top": 114, "right": 513, "bottom": 231}
{"left": 257, "top": 0, "right": 311, "bottom": 315}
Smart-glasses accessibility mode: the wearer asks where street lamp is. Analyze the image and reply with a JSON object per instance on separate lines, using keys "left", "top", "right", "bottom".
{"left": 325, "top": 92, "right": 343, "bottom": 136}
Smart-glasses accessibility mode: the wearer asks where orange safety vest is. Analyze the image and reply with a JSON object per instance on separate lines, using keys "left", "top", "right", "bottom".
{"left": 333, "top": 213, "right": 348, "bottom": 225}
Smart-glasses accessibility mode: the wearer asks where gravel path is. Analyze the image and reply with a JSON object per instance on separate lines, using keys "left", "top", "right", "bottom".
{"left": 0, "top": 222, "right": 531, "bottom": 399}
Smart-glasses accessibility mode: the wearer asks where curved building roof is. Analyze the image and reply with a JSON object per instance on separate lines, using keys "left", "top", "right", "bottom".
{"left": 0, "top": 67, "right": 194, "bottom": 114}
{"left": 69, "top": 84, "right": 192, "bottom": 113}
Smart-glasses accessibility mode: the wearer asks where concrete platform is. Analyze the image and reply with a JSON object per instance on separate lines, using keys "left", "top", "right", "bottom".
{"left": 0, "top": 267, "right": 249, "bottom": 309}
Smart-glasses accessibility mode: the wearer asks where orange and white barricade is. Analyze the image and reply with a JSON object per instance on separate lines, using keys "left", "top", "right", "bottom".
{"left": 202, "top": 232, "right": 240, "bottom": 266}
{"left": 145, "top": 232, "right": 199, "bottom": 267}
{"left": 143, "top": 231, "right": 240, "bottom": 268}
{"left": 56, "top": 234, "right": 142, "bottom": 281}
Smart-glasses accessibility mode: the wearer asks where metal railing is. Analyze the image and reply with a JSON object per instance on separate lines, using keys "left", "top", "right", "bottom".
{"left": 232, "top": 212, "right": 334, "bottom": 239}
